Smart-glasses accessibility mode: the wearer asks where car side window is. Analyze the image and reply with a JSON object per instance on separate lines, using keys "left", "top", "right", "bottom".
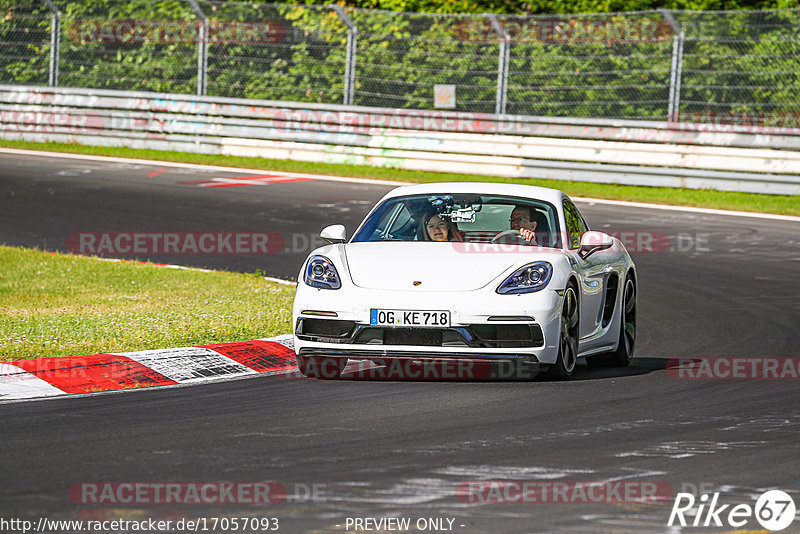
{"left": 563, "top": 199, "right": 587, "bottom": 249}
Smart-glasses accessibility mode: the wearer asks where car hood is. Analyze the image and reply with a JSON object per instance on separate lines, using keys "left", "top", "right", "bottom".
{"left": 343, "top": 242, "right": 559, "bottom": 292}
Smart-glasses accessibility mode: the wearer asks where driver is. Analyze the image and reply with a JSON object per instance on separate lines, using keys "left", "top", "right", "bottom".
{"left": 509, "top": 205, "right": 538, "bottom": 244}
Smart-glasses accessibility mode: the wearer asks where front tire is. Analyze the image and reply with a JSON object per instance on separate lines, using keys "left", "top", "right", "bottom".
{"left": 587, "top": 273, "right": 636, "bottom": 368}
{"left": 549, "top": 284, "right": 579, "bottom": 380}
{"left": 296, "top": 355, "right": 347, "bottom": 379}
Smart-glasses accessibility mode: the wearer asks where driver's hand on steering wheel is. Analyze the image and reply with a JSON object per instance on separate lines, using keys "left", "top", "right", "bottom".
{"left": 520, "top": 227, "right": 537, "bottom": 244}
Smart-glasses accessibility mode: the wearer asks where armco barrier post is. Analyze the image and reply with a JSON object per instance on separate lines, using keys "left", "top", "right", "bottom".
{"left": 42, "top": 0, "right": 60, "bottom": 87}
{"left": 332, "top": 5, "right": 357, "bottom": 106}
{"left": 488, "top": 14, "right": 509, "bottom": 116}
{"left": 185, "top": 0, "right": 208, "bottom": 96}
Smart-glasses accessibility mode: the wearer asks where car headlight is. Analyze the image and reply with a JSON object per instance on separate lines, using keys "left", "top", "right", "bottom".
{"left": 496, "top": 262, "right": 553, "bottom": 294}
{"left": 304, "top": 255, "right": 341, "bottom": 289}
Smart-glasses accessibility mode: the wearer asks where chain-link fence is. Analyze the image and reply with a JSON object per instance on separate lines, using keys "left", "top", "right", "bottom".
{"left": 0, "top": 1, "right": 52, "bottom": 87}
{"left": 675, "top": 10, "right": 800, "bottom": 127}
{"left": 1, "top": 1, "right": 799, "bottom": 123}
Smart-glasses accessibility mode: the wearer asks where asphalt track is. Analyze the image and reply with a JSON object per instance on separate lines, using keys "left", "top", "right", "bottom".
{"left": 1, "top": 151, "right": 800, "bottom": 533}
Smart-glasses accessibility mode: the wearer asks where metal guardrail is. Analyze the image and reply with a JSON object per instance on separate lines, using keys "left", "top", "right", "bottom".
{"left": 1, "top": 85, "right": 799, "bottom": 195}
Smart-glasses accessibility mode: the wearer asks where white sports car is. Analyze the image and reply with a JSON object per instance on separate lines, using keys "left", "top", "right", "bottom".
{"left": 292, "top": 183, "right": 636, "bottom": 379}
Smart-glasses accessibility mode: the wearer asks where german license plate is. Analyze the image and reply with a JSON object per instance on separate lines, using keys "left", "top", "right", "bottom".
{"left": 370, "top": 309, "right": 450, "bottom": 327}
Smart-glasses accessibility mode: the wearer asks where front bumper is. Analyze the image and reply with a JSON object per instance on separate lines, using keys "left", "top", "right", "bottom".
{"left": 292, "top": 284, "right": 564, "bottom": 365}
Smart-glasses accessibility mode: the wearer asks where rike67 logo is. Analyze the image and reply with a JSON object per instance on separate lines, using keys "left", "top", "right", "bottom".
{"left": 668, "top": 490, "right": 796, "bottom": 531}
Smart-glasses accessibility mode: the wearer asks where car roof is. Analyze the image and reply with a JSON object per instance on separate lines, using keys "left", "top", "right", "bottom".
{"left": 381, "top": 182, "right": 568, "bottom": 206}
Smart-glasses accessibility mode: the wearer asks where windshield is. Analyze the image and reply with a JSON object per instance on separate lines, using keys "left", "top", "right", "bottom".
{"left": 351, "top": 194, "right": 562, "bottom": 248}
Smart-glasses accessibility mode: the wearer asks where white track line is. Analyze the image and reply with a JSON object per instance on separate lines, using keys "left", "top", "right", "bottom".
{"left": 572, "top": 196, "right": 800, "bottom": 222}
{"left": 2, "top": 147, "right": 798, "bottom": 222}
{"left": 0, "top": 147, "right": 407, "bottom": 186}
{"left": 263, "top": 276, "right": 297, "bottom": 286}
{"left": 98, "top": 257, "right": 296, "bottom": 285}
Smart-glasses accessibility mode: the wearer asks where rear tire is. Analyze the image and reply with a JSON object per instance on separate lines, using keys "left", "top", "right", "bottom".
{"left": 548, "top": 284, "right": 579, "bottom": 380}
{"left": 296, "top": 355, "right": 347, "bottom": 378}
{"left": 587, "top": 273, "right": 636, "bottom": 368}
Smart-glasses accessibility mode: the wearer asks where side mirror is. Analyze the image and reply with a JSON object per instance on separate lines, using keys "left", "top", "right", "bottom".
{"left": 320, "top": 224, "right": 347, "bottom": 244}
{"left": 578, "top": 231, "right": 615, "bottom": 259}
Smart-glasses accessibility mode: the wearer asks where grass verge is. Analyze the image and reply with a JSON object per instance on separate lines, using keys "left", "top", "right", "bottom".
{"left": 0, "top": 245, "right": 295, "bottom": 361}
{"left": 1, "top": 139, "right": 798, "bottom": 216}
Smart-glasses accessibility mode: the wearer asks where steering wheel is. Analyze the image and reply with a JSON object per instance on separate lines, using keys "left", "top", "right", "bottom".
{"left": 491, "top": 229, "right": 523, "bottom": 244}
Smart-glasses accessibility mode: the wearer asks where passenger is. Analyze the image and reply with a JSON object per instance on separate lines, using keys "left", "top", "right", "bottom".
{"left": 421, "top": 212, "right": 463, "bottom": 242}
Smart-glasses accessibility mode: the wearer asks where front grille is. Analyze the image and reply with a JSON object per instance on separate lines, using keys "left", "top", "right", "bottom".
{"left": 350, "top": 324, "right": 544, "bottom": 348}
{"left": 297, "top": 318, "right": 544, "bottom": 348}
{"left": 296, "top": 318, "right": 356, "bottom": 342}
{"left": 385, "top": 328, "right": 443, "bottom": 346}
{"left": 354, "top": 327, "right": 457, "bottom": 346}
{"left": 469, "top": 324, "right": 545, "bottom": 348}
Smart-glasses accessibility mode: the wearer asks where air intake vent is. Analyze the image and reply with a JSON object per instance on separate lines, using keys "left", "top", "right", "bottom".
{"left": 297, "top": 318, "right": 355, "bottom": 337}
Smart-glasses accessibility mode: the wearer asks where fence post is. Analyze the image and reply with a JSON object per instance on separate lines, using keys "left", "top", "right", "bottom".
{"left": 186, "top": 0, "right": 208, "bottom": 96}
{"left": 42, "top": 0, "right": 60, "bottom": 87}
{"left": 660, "top": 9, "right": 684, "bottom": 124}
{"left": 332, "top": 5, "right": 357, "bottom": 106}
{"left": 488, "top": 14, "right": 509, "bottom": 115}
{"left": 673, "top": 30, "right": 684, "bottom": 123}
